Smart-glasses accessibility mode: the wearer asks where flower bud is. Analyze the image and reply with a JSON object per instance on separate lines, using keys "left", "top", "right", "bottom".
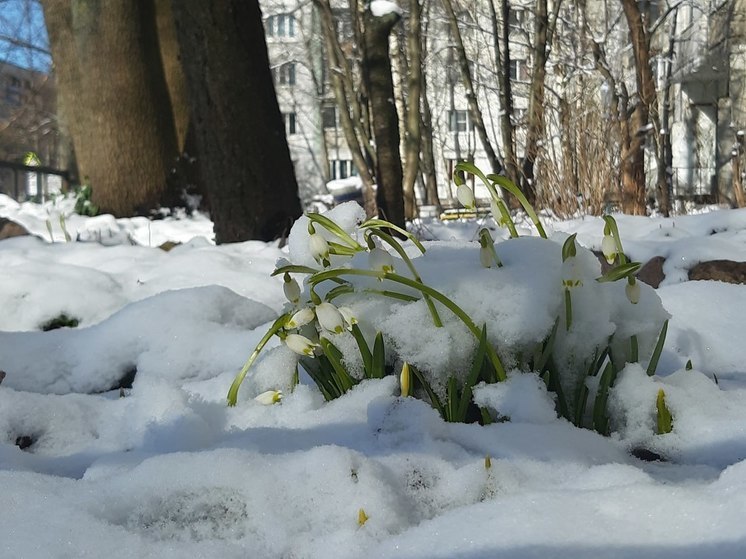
{"left": 316, "top": 302, "right": 345, "bottom": 334}
{"left": 309, "top": 233, "right": 330, "bottom": 264}
{"left": 369, "top": 247, "right": 394, "bottom": 273}
{"left": 283, "top": 273, "right": 301, "bottom": 304}
{"left": 400, "top": 362, "right": 411, "bottom": 397}
{"left": 456, "top": 184, "right": 476, "bottom": 210}
{"left": 286, "top": 307, "right": 315, "bottom": 329}
{"left": 601, "top": 235, "right": 617, "bottom": 265}
{"left": 284, "top": 333, "right": 318, "bottom": 356}
{"left": 625, "top": 280, "right": 641, "bottom": 304}
{"left": 254, "top": 390, "right": 283, "bottom": 405}
{"left": 480, "top": 245, "right": 497, "bottom": 268}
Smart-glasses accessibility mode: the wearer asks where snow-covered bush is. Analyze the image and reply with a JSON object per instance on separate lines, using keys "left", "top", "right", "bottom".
{"left": 228, "top": 167, "right": 672, "bottom": 436}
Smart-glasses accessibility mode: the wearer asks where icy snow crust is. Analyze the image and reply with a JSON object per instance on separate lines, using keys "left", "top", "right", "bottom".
{"left": 2, "top": 198, "right": 746, "bottom": 557}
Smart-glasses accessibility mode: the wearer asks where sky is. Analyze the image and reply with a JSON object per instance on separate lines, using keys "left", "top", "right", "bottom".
{"left": 0, "top": 0, "right": 51, "bottom": 72}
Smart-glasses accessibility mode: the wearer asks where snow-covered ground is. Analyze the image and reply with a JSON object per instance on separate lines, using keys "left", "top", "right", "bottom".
{"left": 2, "top": 193, "right": 746, "bottom": 558}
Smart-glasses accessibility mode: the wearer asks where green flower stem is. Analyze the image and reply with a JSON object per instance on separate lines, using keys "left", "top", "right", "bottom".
{"left": 488, "top": 174, "right": 548, "bottom": 239}
{"left": 363, "top": 289, "right": 420, "bottom": 302}
{"left": 307, "top": 213, "right": 365, "bottom": 251}
{"left": 564, "top": 288, "right": 573, "bottom": 331}
{"left": 366, "top": 229, "right": 443, "bottom": 327}
{"left": 602, "top": 215, "right": 627, "bottom": 265}
{"left": 454, "top": 162, "right": 519, "bottom": 238}
{"left": 310, "top": 268, "right": 507, "bottom": 381}
{"left": 360, "top": 219, "right": 427, "bottom": 254}
{"left": 227, "top": 313, "right": 291, "bottom": 406}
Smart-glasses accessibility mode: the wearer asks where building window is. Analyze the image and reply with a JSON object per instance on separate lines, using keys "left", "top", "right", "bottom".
{"left": 266, "top": 14, "right": 296, "bottom": 37}
{"left": 276, "top": 62, "right": 296, "bottom": 86}
{"left": 322, "top": 105, "right": 337, "bottom": 129}
{"left": 283, "top": 112, "right": 297, "bottom": 135}
{"left": 509, "top": 59, "right": 530, "bottom": 82}
{"left": 448, "top": 110, "right": 470, "bottom": 133}
{"left": 329, "top": 159, "right": 356, "bottom": 180}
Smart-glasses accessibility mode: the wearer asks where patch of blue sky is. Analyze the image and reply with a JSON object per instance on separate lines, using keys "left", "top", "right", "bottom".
{"left": 0, "top": 0, "right": 51, "bottom": 73}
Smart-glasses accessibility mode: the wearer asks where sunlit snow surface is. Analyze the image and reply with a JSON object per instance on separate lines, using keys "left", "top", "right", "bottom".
{"left": 3, "top": 194, "right": 746, "bottom": 558}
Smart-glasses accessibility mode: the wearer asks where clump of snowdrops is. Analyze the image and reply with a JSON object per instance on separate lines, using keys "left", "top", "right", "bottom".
{"left": 229, "top": 163, "right": 673, "bottom": 436}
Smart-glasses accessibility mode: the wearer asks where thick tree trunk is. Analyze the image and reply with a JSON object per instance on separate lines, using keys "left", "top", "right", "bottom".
{"left": 42, "top": 0, "right": 180, "bottom": 217}
{"left": 171, "top": 0, "right": 302, "bottom": 243}
{"left": 363, "top": 8, "right": 405, "bottom": 228}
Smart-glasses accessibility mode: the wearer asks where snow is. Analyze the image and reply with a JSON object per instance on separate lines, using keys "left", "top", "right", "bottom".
{"left": 3, "top": 196, "right": 746, "bottom": 558}
{"left": 369, "top": 0, "right": 402, "bottom": 17}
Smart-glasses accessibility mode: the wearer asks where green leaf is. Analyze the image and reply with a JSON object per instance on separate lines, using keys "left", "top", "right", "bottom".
{"left": 656, "top": 389, "right": 673, "bottom": 434}
{"left": 596, "top": 262, "right": 641, "bottom": 283}
{"left": 564, "top": 288, "right": 573, "bottom": 331}
{"left": 410, "top": 364, "right": 445, "bottom": 418}
{"left": 574, "top": 382, "right": 589, "bottom": 428}
{"left": 685, "top": 359, "right": 693, "bottom": 371}
{"left": 646, "top": 319, "right": 669, "bottom": 377}
{"left": 306, "top": 212, "right": 364, "bottom": 251}
{"left": 446, "top": 376, "right": 459, "bottom": 422}
{"left": 351, "top": 324, "right": 373, "bottom": 376}
{"left": 272, "top": 264, "right": 320, "bottom": 276}
{"left": 360, "top": 219, "right": 427, "bottom": 254}
{"left": 325, "top": 284, "right": 355, "bottom": 301}
{"left": 630, "top": 334, "right": 639, "bottom": 363}
{"left": 534, "top": 319, "right": 559, "bottom": 373}
{"left": 592, "top": 362, "right": 615, "bottom": 435}
{"left": 562, "top": 234, "right": 577, "bottom": 262}
{"left": 371, "top": 332, "right": 386, "bottom": 379}
{"left": 319, "top": 337, "right": 356, "bottom": 393}
{"left": 456, "top": 325, "right": 489, "bottom": 422}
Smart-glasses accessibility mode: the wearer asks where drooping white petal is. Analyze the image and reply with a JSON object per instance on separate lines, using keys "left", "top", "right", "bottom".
{"left": 254, "top": 390, "right": 283, "bottom": 405}
{"left": 338, "top": 306, "right": 358, "bottom": 328}
{"left": 456, "top": 184, "right": 476, "bottom": 209}
{"left": 309, "top": 233, "right": 330, "bottom": 263}
{"left": 369, "top": 247, "right": 394, "bottom": 273}
{"left": 601, "top": 235, "right": 617, "bottom": 265}
{"left": 283, "top": 273, "right": 301, "bottom": 304}
{"left": 286, "top": 307, "right": 315, "bottom": 329}
{"left": 315, "top": 302, "right": 345, "bottom": 334}
{"left": 626, "top": 281, "right": 641, "bottom": 304}
{"left": 284, "top": 333, "right": 318, "bottom": 356}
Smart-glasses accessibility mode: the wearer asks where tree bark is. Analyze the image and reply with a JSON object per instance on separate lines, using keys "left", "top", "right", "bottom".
{"left": 401, "top": 0, "right": 423, "bottom": 220}
{"left": 362, "top": 8, "right": 405, "bottom": 228}
{"left": 621, "top": 0, "right": 657, "bottom": 215}
{"left": 491, "top": 0, "right": 518, "bottom": 185}
{"left": 42, "top": 0, "right": 180, "bottom": 216}
{"left": 171, "top": 0, "right": 302, "bottom": 243}
{"left": 442, "top": 0, "right": 502, "bottom": 174}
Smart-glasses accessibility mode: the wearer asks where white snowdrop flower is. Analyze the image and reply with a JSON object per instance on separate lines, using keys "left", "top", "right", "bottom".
{"left": 316, "top": 302, "right": 345, "bottom": 334}
{"left": 601, "top": 235, "right": 617, "bottom": 265}
{"left": 309, "top": 233, "right": 330, "bottom": 264}
{"left": 254, "top": 390, "right": 283, "bottom": 405}
{"left": 490, "top": 199, "right": 501, "bottom": 221}
{"left": 480, "top": 244, "right": 497, "bottom": 268}
{"left": 369, "top": 247, "right": 394, "bottom": 273}
{"left": 338, "top": 306, "right": 358, "bottom": 328}
{"left": 284, "top": 333, "right": 318, "bottom": 356}
{"left": 286, "top": 307, "right": 315, "bottom": 329}
{"left": 626, "top": 280, "right": 641, "bottom": 304}
{"left": 283, "top": 273, "right": 301, "bottom": 304}
{"left": 456, "top": 184, "right": 476, "bottom": 209}
{"left": 400, "top": 362, "right": 411, "bottom": 397}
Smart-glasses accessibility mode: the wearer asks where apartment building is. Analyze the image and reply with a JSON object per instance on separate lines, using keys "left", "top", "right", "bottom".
{"left": 260, "top": 0, "right": 744, "bottom": 209}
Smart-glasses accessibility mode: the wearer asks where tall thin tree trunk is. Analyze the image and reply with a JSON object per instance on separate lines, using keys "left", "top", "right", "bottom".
{"left": 401, "top": 0, "right": 423, "bottom": 220}
{"left": 171, "top": 0, "right": 302, "bottom": 242}
{"left": 442, "top": 0, "right": 502, "bottom": 174}
{"left": 363, "top": 8, "right": 405, "bottom": 228}
{"left": 492, "top": 0, "right": 518, "bottom": 185}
